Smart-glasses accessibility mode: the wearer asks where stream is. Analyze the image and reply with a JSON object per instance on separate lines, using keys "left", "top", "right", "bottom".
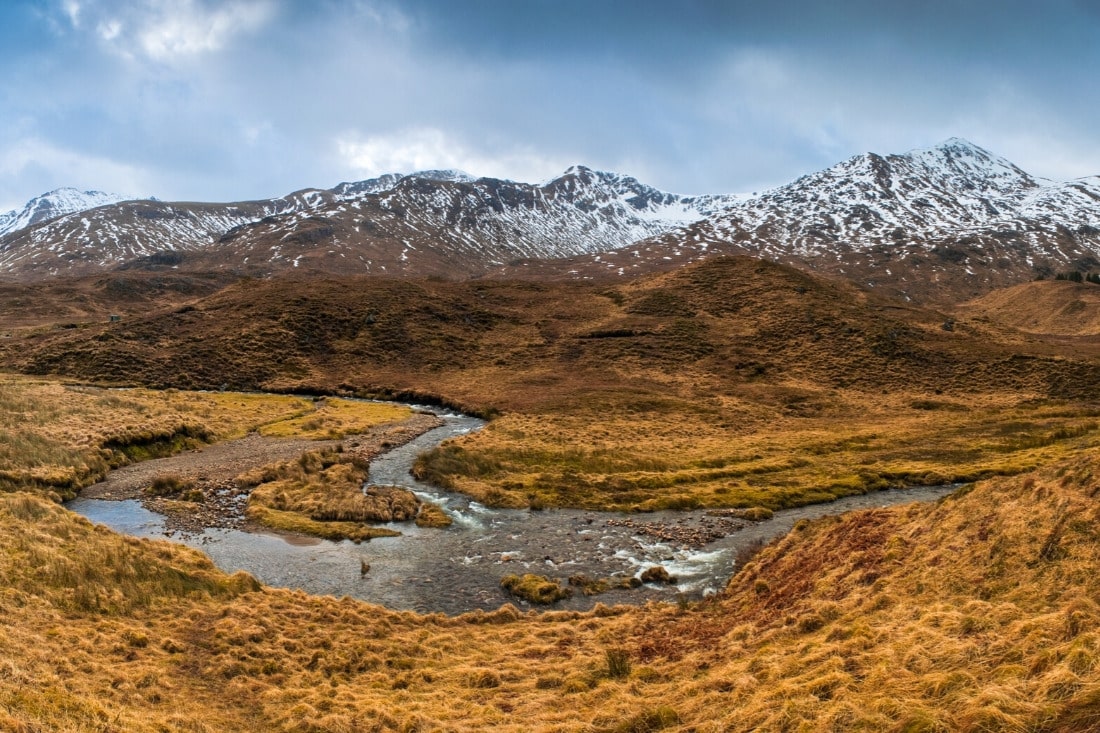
{"left": 69, "top": 408, "right": 960, "bottom": 615}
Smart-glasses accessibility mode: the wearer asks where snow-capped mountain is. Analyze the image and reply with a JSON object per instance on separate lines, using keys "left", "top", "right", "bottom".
{"left": 684, "top": 138, "right": 1095, "bottom": 254}
{"left": 0, "top": 168, "right": 741, "bottom": 279}
{"left": 530, "top": 139, "right": 1100, "bottom": 301}
{"left": 0, "top": 188, "right": 138, "bottom": 238}
{"left": 1, "top": 139, "right": 1098, "bottom": 303}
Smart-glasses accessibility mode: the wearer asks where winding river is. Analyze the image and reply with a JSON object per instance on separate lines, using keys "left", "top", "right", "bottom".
{"left": 69, "top": 408, "right": 959, "bottom": 615}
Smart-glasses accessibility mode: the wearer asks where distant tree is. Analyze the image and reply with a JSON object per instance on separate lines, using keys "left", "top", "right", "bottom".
{"left": 1069, "top": 271, "right": 1084, "bottom": 283}
{"left": 1055, "top": 272, "right": 1068, "bottom": 281}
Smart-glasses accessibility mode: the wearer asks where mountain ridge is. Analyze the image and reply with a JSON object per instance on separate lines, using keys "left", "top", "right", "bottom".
{"left": 501, "top": 139, "right": 1100, "bottom": 302}
{"left": 2, "top": 139, "right": 1098, "bottom": 303}
{"left": 0, "top": 188, "right": 142, "bottom": 238}
{"left": 0, "top": 164, "right": 742, "bottom": 280}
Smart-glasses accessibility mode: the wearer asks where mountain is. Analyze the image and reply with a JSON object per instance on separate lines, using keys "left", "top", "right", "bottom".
{"left": 0, "top": 188, "right": 139, "bottom": 238}
{"left": 509, "top": 139, "right": 1100, "bottom": 302}
{"left": 2, "top": 140, "right": 1098, "bottom": 303}
{"left": 0, "top": 168, "right": 739, "bottom": 280}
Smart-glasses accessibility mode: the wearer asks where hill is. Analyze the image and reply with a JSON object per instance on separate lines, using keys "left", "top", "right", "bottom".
{"left": 957, "top": 279, "right": 1100, "bottom": 336}
{"left": 6, "top": 256, "right": 1100, "bottom": 512}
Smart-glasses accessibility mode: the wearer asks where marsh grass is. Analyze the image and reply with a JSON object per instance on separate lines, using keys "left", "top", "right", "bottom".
{"left": 7, "top": 450, "right": 1100, "bottom": 730}
{"left": 256, "top": 398, "right": 409, "bottom": 439}
{"left": 0, "top": 375, "right": 391, "bottom": 498}
{"left": 144, "top": 474, "right": 196, "bottom": 498}
{"left": 605, "top": 648, "right": 632, "bottom": 679}
{"left": 244, "top": 448, "right": 418, "bottom": 541}
{"left": 415, "top": 396, "right": 1100, "bottom": 511}
{"left": 500, "top": 574, "right": 573, "bottom": 604}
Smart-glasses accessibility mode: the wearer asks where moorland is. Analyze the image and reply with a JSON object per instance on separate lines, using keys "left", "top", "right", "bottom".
{"left": 4, "top": 255, "right": 1100, "bottom": 730}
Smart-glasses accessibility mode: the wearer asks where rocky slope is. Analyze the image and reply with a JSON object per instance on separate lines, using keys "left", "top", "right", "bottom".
{"left": 0, "top": 188, "right": 138, "bottom": 238}
{"left": 0, "top": 168, "right": 737, "bottom": 280}
{"left": 500, "top": 140, "right": 1100, "bottom": 302}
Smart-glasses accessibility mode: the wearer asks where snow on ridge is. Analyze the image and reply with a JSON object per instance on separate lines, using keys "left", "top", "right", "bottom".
{"left": 3, "top": 138, "right": 1096, "bottom": 278}
{"left": 0, "top": 188, "right": 141, "bottom": 238}
{"left": 677, "top": 137, "right": 1098, "bottom": 257}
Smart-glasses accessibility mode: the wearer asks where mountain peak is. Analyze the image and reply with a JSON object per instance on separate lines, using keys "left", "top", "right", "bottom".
{"left": 0, "top": 188, "right": 138, "bottom": 238}
{"left": 933, "top": 136, "right": 987, "bottom": 153}
{"left": 407, "top": 169, "right": 476, "bottom": 183}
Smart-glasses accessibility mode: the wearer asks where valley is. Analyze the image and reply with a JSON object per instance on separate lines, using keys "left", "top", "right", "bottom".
{"left": 2, "top": 141, "right": 1100, "bottom": 731}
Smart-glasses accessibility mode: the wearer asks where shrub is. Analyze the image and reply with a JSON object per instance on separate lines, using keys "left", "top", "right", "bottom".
{"left": 640, "top": 566, "right": 677, "bottom": 585}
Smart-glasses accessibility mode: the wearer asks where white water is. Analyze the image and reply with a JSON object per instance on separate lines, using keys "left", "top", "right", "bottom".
{"left": 69, "top": 409, "right": 961, "bottom": 614}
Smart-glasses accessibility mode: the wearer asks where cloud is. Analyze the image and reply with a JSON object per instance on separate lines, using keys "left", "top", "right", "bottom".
{"left": 70, "top": 0, "right": 275, "bottom": 63}
{"left": 335, "top": 128, "right": 569, "bottom": 183}
{"left": 62, "top": 0, "right": 82, "bottom": 28}
{"left": 0, "top": 137, "right": 152, "bottom": 208}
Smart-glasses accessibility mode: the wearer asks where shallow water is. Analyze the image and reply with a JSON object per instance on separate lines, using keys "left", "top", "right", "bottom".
{"left": 69, "top": 410, "right": 960, "bottom": 614}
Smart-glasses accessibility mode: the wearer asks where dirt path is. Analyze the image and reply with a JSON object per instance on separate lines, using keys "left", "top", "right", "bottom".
{"left": 80, "top": 412, "right": 444, "bottom": 534}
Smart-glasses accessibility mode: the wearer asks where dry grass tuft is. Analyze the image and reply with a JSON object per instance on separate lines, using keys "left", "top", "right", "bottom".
{"left": 501, "top": 574, "right": 574, "bottom": 605}
{"left": 243, "top": 448, "right": 417, "bottom": 541}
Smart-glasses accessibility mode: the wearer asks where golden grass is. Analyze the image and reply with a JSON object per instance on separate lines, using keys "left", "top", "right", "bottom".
{"left": 416, "top": 388, "right": 1100, "bottom": 511}
{"left": 242, "top": 448, "right": 412, "bottom": 542}
{"left": 7, "top": 454, "right": 1100, "bottom": 730}
{"left": 256, "top": 398, "right": 409, "bottom": 439}
{"left": 0, "top": 374, "right": 407, "bottom": 498}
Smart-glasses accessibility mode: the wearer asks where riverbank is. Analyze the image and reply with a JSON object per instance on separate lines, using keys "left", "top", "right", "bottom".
{"left": 79, "top": 411, "right": 443, "bottom": 535}
{"left": 71, "top": 407, "right": 960, "bottom": 613}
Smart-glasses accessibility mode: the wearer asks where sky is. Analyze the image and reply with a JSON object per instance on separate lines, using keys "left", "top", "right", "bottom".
{"left": 1, "top": 0, "right": 1099, "bottom": 212}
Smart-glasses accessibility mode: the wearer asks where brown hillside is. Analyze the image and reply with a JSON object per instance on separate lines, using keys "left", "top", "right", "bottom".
{"left": 958, "top": 279, "right": 1100, "bottom": 336}
{"left": 6, "top": 256, "right": 1100, "bottom": 513}
{"left": 0, "top": 271, "right": 231, "bottom": 330}
{"left": 4, "top": 256, "right": 1095, "bottom": 402}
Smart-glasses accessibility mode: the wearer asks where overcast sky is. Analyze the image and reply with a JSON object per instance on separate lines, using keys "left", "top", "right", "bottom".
{"left": 1, "top": 0, "right": 1098, "bottom": 211}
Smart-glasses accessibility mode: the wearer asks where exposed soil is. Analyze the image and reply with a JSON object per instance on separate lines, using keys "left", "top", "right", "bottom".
{"left": 80, "top": 412, "right": 443, "bottom": 535}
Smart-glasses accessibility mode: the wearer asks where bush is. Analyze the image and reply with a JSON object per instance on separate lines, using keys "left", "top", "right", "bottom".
{"left": 640, "top": 566, "right": 677, "bottom": 585}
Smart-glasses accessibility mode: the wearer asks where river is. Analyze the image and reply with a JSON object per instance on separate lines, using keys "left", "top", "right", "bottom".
{"left": 69, "top": 408, "right": 959, "bottom": 615}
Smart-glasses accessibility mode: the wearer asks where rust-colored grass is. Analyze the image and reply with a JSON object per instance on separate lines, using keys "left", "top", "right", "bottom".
{"left": 6, "top": 452, "right": 1100, "bottom": 729}
{"left": 416, "top": 390, "right": 1100, "bottom": 511}
{"left": 0, "top": 375, "right": 408, "bottom": 499}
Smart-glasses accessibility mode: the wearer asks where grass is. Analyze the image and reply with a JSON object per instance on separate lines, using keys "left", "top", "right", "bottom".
{"left": 414, "top": 394, "right": 1100, "bottom": 511}
{"left": 242, "top": 448, "right": 416, "bottom": 541}
{"left": 501, "top": 574, "right": 574, "bottom": 604}
{"left": 256, "top": 397, "right": 410, "bottom": 439}
{"left": 144, "top": 474, "right": 197, "bottom": 498}
{"left": 7, "top": 457, "right": 1100, "bottom": 729}
{"left": 11, "top": 257, "right": 1100, "bottom": 512}
{"left": 7, "top": 259, "right": 1100, "bottom": 728}
{"left": 0, "top": 375, "right": 412, "bottom": 499}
